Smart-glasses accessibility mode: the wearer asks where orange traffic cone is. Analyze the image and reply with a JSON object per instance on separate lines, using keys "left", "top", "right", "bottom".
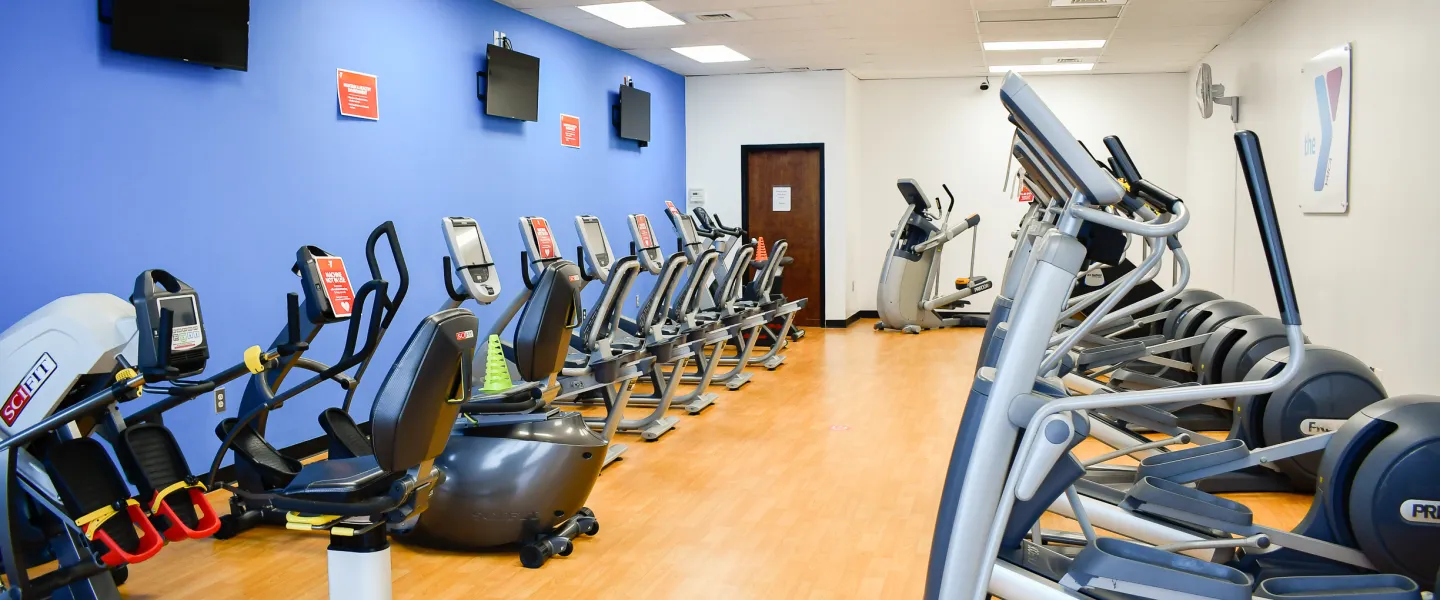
{"left": 754, "top": 237, "right": 769, "bottom": 262}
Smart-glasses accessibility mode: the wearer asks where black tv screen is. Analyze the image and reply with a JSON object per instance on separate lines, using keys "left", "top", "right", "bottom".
{"left": 110, "top": 0, "right": 250, "bottom": 71}
{"left": 617, "top": 85, "right": 651, "bottom": 144}
{"left": 485, "top": 45, "right": 539, "bottom": 122}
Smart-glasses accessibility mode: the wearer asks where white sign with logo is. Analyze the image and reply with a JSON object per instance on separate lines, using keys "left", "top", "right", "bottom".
{"left": 1299, "top": 43, "right": 1352, "bottom": 214}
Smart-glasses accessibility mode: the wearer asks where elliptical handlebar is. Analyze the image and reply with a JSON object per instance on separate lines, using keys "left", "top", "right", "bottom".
{"left": 1235, "top": 131, "right": 1301, "bottom": 326}
{"left": 442, "top": 255, "right": 468, "bottom": 302}
{"left": 711, "top": 214, "right": 745, "bottom": 239}
{"left": 1103, "top": 136, "right": 1180, "bottom": 214}
{"left": 365, "top": 221, "right": 409, "bottom": 329}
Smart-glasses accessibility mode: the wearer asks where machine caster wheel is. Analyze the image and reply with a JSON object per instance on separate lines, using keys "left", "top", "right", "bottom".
{"left": 902, "top": 325, "right": 922, "bottom": 335}
{"left": 110, "top": 565, "right": 129, "bottom": 587}
{"left": 555, "top": 539, "right": 574, "bottom": 557}
{"left": 873, "top": 322, "right": 885, "bottom": 331}
{"left": 520, "top": 542, "right": 551, "bottom": 569}
{"left": 578, "top": 508, "right": 599, "bottom": 536}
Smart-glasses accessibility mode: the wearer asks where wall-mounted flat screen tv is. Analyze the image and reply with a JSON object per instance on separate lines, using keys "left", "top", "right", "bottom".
{"left": 617, "top": 85, "right": 651, "bottom": 145}
{"left": 484, "top": 45, "right": 540, "bottom": 122}
{"left": 110, "top": 0, "right": 250, "bottom": 71}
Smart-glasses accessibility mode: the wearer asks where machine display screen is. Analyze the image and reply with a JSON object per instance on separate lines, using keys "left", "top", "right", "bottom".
{"left": 452, "top": 222, "right": 491, "bottom": 266}
{"left": 679, "top": 216, "right": 699, "bottom": 245}
{"left": 580, "top": 221, "right": 610, "bottom": 267}
{"left": 158, "top": 295, "right": 200, "bottom": 327}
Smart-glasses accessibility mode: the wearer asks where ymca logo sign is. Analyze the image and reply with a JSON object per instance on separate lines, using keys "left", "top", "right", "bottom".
{"left": 1299, "top": 43, "right": 1352, "bottom": 214}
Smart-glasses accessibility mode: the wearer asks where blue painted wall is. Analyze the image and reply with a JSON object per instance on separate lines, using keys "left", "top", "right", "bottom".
{"left": 0, "top": 1, "right": 685, "bottom": 471}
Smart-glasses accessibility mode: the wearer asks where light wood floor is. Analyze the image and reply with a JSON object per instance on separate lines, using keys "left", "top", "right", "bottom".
{"left": 121, "top": 321, "right": 1312, "bottom": 599}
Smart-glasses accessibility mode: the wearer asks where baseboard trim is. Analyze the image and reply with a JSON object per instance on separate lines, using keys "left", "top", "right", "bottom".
{"left": 824, "top": 310, "right": 876, "bottom": 328}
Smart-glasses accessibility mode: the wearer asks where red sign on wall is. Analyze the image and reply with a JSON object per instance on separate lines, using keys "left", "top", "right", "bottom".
{"left": 337, "top": 69, "right": 379, "bottom": 120}
{"left": 560, "top": 114, "right": 580, "bottom": 148}
{"left": 1018, "top": 186, "right": 1035, "bottom": 203}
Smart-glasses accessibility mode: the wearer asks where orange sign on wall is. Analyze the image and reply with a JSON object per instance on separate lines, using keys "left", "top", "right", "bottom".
{"left": 337, "top": 69, "right": 379, "bottom": 120}
{"left": 560, "top": 114, "right": 581, "bottom": 148}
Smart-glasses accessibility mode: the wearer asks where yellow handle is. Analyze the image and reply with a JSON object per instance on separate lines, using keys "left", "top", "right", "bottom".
{"left": 115, "top": 368, "right": 141, "bottom": 397}
{"left": 244, "top": 346, "right": 265, "bottom": 375}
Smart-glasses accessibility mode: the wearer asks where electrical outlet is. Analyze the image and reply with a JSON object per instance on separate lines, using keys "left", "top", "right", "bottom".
{"left": 214, "top": 388, "right": 227, "bottom": 414}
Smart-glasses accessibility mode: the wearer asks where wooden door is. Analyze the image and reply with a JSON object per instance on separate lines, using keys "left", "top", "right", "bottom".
{"left": 744, "top": 146, "right": 824, "bottom": 327}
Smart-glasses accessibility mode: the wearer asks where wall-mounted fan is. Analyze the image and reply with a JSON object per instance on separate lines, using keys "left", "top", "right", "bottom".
{"left": 1195, "top": 63, "right": 1240, "bottom": 122}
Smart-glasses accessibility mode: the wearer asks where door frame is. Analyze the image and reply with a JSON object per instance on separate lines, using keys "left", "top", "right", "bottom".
{"left": 739, "top": 143, "right": 826, "bottom": 325}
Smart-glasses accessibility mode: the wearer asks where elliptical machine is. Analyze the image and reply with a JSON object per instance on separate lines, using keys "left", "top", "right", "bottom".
{"left": 876, "top": 179, "right": 990, "bottom": 334}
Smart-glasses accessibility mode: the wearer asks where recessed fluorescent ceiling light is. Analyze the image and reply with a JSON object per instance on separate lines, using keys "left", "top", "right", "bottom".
{"left": 983, "top": 40, "right": 1106, "bottom": 51}
{"left": 673, "top": 45, "right": 750, "bottom": 63}
{"left": 990, "top": 63, "right": 1095, "bottom": 73}
{"left": 579, "top": 2, "right": 684, "bottom": 28}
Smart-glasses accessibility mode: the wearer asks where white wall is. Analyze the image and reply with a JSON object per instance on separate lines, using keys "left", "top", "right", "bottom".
{"left": 685, "top": 70, "right": 854, "bottom": 321}
{"left": 1185, "top": 0, "right": 1440, "bottom": 395}
{"left": 854, "top": 73, "right": 1192, "bottom": 314}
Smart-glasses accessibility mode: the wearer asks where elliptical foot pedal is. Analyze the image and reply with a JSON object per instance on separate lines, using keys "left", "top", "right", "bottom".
{"left": 1256, "top": 575, "right": 1422, "bottom": 599}
{"left": 115, "top": 423, "right": 221, "bottom": 541}
{"left": 1137, "top": 438, "right": 1250, "bottom": 482}
{"left": 1121, "top": 476, "right": 1253, "bottom": 531}
{"left": 45, "top": 438, "right": 165, "bottom": 566}
{"left": 1061, "top": 538, "right": 1252, "bottom": 600}
{"left": 318, "top": 408, "right": 373, "bottom": 459}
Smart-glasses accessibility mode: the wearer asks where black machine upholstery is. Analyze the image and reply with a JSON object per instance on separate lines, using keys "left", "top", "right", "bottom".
{"left": 367, "top": 307, "right": 476, "bottom": 472}
{"left": 280, "top": 456, "right": 397, "bottom": 503}
{"left": 514, "top": 261, "right": 582, "bottom": 382}
{"left": 276, "top": 308, "right": 477, "bottom": 506}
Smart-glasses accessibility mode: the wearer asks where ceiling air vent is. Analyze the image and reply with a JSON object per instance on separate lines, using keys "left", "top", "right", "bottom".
{"left": 683, "top": 10, "right": 753, "bottom": 23}
{"left": 1050, "top": 0, "right": 1127, "bottom": 6}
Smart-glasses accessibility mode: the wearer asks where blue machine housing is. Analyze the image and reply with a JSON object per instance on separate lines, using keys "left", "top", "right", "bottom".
{"left": 1291, "top": 395, "right": 1440, "bottom": 589}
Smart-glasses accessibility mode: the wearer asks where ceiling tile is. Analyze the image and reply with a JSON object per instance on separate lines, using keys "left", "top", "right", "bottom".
{"left": 497, "top": 0, "right": 1271, "bottom": 78}
{"left": 978, "top": 18, "right": 1120, "bottom": 41}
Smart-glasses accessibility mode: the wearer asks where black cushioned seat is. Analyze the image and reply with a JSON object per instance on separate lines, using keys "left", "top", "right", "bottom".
{"left": 268, "top": 308, "right": 477, "bottom": 513}
{"left": 280, "top": 456, "right": 400, "bottom": 503}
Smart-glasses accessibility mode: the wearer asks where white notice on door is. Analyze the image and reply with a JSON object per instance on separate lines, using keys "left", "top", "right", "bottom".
{"left": 772, "top": 186, "right": 792, "bottom": 212}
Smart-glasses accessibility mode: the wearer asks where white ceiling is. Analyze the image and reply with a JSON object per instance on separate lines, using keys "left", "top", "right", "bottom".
{"left": 496, "top": 0, "right": 1271, "bottom": 79}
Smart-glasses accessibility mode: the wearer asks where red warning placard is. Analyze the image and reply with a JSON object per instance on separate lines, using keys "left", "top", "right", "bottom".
{"left": 317, "top": 257, "right": 356, "bottom": 318}
{"left": 531, "top": 218, "right": 558, "bottom": 259}
{"left": 560, "top": 114, "right": 580, "bottom": 148}
{"left": 1018, "top": 186, "right": 1035, "bottom": 203}
{"left": 337, "top": 69, "right": 379, "bottom": 120}
{"left": 635, "top": 216, "right": 655, "bottom": 247}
